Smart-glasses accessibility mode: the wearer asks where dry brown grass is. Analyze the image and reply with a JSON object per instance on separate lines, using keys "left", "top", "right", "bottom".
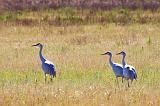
{"left": 0, "top": 23, "right": 160, "bottom": 106}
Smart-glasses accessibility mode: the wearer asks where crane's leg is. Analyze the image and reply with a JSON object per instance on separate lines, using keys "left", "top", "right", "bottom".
{"left": 128, "top": 79, "right": 134, "bottom": 87}
{"left": 116, "top": 77, "right": 118, "bottom": 84}
{"left": 54, "top": 71, "right": 56, "bottom": 78}
{"left": 50, "top": 75, "right": 53, "bottom": 82}
{"left": 122, "top": 77, "right": 124, "bottom": 83}
{"left": 44, "top": 73, "right": 47, "bottom": 83}
{"left": 127, "top": 80, "right": 130, "bottom": 87}
{"left": 116, "top": 77, "right": 119, "bottom": 87}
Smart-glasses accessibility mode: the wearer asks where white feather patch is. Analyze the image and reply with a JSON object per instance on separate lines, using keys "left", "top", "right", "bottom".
{"left": 45, "top": 60, "right": 54, "bottom": 65}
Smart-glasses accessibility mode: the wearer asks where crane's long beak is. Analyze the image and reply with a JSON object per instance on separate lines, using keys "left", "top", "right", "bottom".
{"left": 32, "top": 43, "right": 41, "bottom": 47}
{"left": 101, "top": 53, "right": 106, "bottom": 55}
{"left": 116, "top": 52, "right": 121, "bottom": 55}
{"left": 32, "top": 44, "right": 36, "bottom": 46}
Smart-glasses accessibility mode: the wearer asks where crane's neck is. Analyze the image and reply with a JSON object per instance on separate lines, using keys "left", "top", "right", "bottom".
{"left": 122, "top": 55, "right": 126, "bottom": 68}
{"left": 108, "top": 55, "right": 113, "bottom": 66}
{"left": 39, "top": 46, "right": 45, "bottom": 62}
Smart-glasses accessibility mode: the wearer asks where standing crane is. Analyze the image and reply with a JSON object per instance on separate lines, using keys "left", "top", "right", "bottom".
{"left": 32, "top": 43, "right": 56, "bottom": 82}
{"left": 116, "top": 51, "right": 137, "bottom": 87}
{"left": 101, "top": 51, "right": 124, "bottom": 84}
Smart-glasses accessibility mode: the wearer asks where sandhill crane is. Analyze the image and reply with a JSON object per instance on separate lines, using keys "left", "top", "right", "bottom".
{"left": 32, "top": 43, "right": 56, "bottom": 82}
{"left": 101, "top": 51, "right": 124, "bottom": 84}
{"left": 117, "top": 51, "right": 137, "bottom": 87}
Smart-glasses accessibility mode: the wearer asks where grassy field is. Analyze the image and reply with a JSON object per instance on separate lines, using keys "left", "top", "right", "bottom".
{"left": 0, "top": 10, "right": 160, "bottom": 106}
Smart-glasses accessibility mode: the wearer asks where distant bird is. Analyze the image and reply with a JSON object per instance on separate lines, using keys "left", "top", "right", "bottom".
{"left": 101, "top": 51, "right": 124, "bottom": 84}
{"left": 32, "top": 43, "right": 56, "bottom": 82}
{"left": 116, "top": 51, "right": 137, "bottom": 87}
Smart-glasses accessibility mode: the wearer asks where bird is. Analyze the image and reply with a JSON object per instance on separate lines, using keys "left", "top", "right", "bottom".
{"left": 101, "top": 51, "right": 124, "bottom": 84}
{"left": 116, "top": 51, "right": 137, "bottom": 87}
{"left": 32, "top": 43, "right": 56, "bottom": 82}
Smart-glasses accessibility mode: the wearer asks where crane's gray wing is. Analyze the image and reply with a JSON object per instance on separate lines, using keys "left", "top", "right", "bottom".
{"left": 126, "top": 65, "right": 137, "bottom": 79}
{"left": 44, "top": 60, "right": 56, "bottom": 76}
{"left": 131, "top": 68, "right": 137, "bottom": 79}
{"left": 113, "top": 63, "right": 123, "bottom": 77}
{"left": 114, "top": 63, "right": 123, "bottom": 70}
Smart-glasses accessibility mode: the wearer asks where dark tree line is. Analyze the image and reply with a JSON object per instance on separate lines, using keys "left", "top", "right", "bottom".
{"left": 1, "top": 0, "right": 160, "bottom": 10}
